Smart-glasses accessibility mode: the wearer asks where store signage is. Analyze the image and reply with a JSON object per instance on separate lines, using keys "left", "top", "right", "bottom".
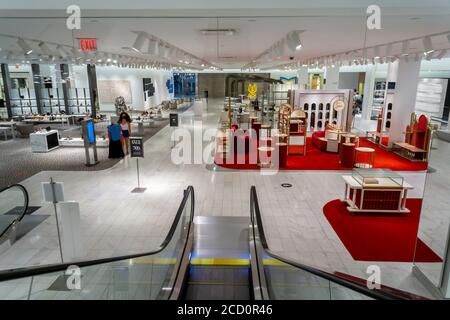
{"left": 79, "top": 38, "right": 97, "bottom": 52}
{"left": 247, "top": 83, "right": 257, "bottom": 98}
{"left": 170, "top": 113, "right": 179, "bottom": 127}
{"left": 130, "top": 137, "right": 144, "bottom": 158}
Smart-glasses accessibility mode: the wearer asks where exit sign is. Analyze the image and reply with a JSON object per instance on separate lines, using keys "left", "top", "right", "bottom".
{"left": 79, "top": 38, "right": 97, "bottom": 51}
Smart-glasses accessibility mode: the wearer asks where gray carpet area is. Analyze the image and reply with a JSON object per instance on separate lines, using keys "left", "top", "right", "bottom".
{"left": 0, "top": 119, "right": 169, "bottom": 189}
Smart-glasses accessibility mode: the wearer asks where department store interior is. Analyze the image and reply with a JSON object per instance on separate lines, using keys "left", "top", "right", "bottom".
{"left": 0, "top": 0, "right": 450, "bottom": 301}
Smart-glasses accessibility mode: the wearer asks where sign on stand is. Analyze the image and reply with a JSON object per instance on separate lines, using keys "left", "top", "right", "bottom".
{"left": 170, "top": 113, "right": 179, "bottom": 149}
{"left": 130, "top": 137, "right": 146, "bottom": 193}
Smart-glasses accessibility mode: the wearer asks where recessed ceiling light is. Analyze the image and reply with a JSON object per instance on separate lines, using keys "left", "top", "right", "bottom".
{"left": 410, "top": 17, "right": 421, "bottom": 20}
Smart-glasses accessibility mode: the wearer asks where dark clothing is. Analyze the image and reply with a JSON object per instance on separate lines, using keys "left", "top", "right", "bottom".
{"left": 107, "top": 124, "right": 124, "bottom": 159}
{"left": 108, "top": 140, "right": 124, "bottom": 159}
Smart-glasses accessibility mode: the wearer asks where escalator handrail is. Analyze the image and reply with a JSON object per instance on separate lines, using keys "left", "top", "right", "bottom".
{"left": 0, "top": 186, "right": 195, "bottom": 282}
{"left": 250, "top": 186, "right": 424, "bottom": 300}
{"left": 0, "top": 184, "right": 29, "bottom": 239}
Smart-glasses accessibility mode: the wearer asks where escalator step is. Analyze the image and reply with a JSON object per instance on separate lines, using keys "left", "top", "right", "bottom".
{"left": 183, "top": 266, "right": 251, "bottom": 300}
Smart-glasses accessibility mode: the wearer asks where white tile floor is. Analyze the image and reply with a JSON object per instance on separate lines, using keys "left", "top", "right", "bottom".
{"left": 0, "top": 100, "right": 442, "bottom": 299}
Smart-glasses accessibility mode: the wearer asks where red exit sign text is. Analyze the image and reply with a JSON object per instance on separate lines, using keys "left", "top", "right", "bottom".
{"left": 79, "top": 38, "right": 97, "bottom": 51}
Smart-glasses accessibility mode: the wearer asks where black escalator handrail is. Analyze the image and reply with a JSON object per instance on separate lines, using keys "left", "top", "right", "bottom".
{"left": 250, "top": 186, "right": 422, "bottom": 300}
{"left": 0, "top": 186, "right": 195, "bottom": 282}
{"left": 0, "top": 184, "right": 29, "bottom": 239}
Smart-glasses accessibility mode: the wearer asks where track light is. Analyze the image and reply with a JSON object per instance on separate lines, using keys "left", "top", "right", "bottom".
{"left": 422, "top": 36, "right": 434, "bottom": 55}
{"left": 56, "top": 45, "right": 69, "bottom": 58}
{"left": 401, "top": 40, "right": 409, "bottom": 56}
{"left": 435, "top": 49, "right": 448, "bottom": 60}
{"left": 286, "top": 31, "right": 302, "bottom": 52}
{"left": 131, "top": 32, "right": 147, "bottom": 53}
{"left": 385, "top": 43, "right": 393, "bottom": 57}
{"left": 147, "top": 39, "right": 158, "bottom": 55}
{"left": 373, "top": 46, "right": 380, "bottom": 59}
{"left": 17, "top": 38, "right": 33, "bottom": 55}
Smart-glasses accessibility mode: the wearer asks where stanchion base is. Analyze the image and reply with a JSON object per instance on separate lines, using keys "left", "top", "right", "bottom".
{"left": 131, "top": 187, "right": 147, "bottom": 193}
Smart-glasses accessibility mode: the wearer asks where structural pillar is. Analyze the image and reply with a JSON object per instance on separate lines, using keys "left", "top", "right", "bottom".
{"left": 297, "top": 67, "right": 309, "bottom": 89}
{"left": 388, "top": 58, "right": 421, "bottom": 147}
{"left": 361, "top": 65, "right": 376, "bottom": 120}
{"left": 31, "top": 64, "right": 43, "bottom": 114}
{"left": 324, "top": 66, "right": 340, "bottom": 90}
{"left": 60, "top": 64, "right": 70, "bottom": 114}
{"left": 1, "top": 63, "right": 13, "bottom": 119}
{"left": 87, "top": 64, "right": 98, "bottom": 118}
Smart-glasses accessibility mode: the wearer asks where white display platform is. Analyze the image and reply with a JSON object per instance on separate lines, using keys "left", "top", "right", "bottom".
{"left": 59, "top": 137, "right": 109, "bottom": 147}
{"left": 30, "top": 130, "right": 60, "bottom": 153}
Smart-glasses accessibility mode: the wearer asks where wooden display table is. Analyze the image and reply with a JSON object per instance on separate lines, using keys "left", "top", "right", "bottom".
{"left": 342, "top": 170, "right": 413, "bottom": 213}
{"left": 354, "top": 147, "right": 375, "bottom": 168}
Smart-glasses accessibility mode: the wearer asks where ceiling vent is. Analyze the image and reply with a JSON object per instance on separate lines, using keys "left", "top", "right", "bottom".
{"left": 199, "top": 29, "right": 238, "bottom": 36}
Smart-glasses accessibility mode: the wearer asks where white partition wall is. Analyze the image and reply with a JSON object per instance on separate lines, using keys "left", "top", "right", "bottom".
{"left": 292, "top": 89, "right": 353, "bottom": 132}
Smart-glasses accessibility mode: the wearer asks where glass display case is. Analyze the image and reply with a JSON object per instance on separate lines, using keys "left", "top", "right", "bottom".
{"left": 352, "top": 168, "right": 404, "bottom": 189}
{"left": 342, "top": 169, "right": 413, "bottom": 213}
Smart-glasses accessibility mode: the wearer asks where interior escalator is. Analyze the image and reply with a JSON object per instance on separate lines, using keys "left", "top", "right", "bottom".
{"left": 0, "top": 185, "right": 415, "bottom": 300}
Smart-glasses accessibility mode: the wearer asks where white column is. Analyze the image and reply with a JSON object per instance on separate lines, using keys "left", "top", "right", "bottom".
{"left": 362, "top": 65, "right": 376, "bottom": 120}
{"left": 388, "top": 58, "right": 421, "bottom": 147}
{"left": 297, "top": 67, "right": 309, "bottom": 89}
{"left": 324, "top": 66, "right": 340, "bottom": 90}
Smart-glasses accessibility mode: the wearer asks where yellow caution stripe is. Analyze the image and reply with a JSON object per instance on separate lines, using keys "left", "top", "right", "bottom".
{"left": 190, "top": 258, "right": 250, "bottom": 266}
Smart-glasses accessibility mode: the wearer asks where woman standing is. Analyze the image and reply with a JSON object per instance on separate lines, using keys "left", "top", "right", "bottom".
{"left": 119, "top": 112, "right": 132, "bottom": 155}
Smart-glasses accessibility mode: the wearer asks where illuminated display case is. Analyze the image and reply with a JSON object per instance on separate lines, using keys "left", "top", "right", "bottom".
{"left": 342, "top": 169, "right": 413, "bottom": 213}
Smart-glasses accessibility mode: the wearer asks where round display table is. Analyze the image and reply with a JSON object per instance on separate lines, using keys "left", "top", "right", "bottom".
{"left": 340, "top": 143, "right": 356, "bottom": 168}
{"left": 354, "top": 147, "right": 375, "bottom": 168}
{"left": 276, "top": 143, "right": 288, "bottom": 167}
{"left": 261, "top": 123, "right": 272, "bottom": 138}
{"left": 258, "top": 146, "right": 274, "bottom": 168}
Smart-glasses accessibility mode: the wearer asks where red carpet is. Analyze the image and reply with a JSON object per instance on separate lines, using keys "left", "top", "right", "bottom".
{"left": 215, "top": 137, "right": 428, "bottom": 171}
{"left": 323, "top": 198, "right": 442, "bottom": 263}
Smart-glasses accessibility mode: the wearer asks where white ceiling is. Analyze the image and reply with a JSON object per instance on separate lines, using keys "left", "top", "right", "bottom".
{"left": 1, "top": 2, "right": 450, "bottom": 70}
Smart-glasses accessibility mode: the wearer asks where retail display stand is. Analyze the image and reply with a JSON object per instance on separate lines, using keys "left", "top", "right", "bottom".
{"left": 30, "top": 130, "right": 60, "bottom": 153}
{"left": 130, "top": 137, "right": 146, "bottom": 193}
{"left": 393, "top": 112, "right": 432, "bottom": 162}
{"left": 342, "top": 169, "right": 413, "bottom": 213}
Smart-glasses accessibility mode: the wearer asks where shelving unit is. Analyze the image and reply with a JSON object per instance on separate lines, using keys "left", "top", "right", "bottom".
{"left": 9, "top": 88, "right": 38, "bottom": 115}
{"left": 67, "top": 88, "right": 91, "bottom": 115}
{"left": 40, "top": 88, "right": 66, "bottom": 114}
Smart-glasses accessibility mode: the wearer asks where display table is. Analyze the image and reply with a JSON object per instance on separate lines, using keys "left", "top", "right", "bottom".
{"left": 0, "top": 122, "right": 17, "bottom": 139}
{"left": 342, "top": 169, "right": 413, "bottom": 213}
{"left": 261, "top": 124, "right": 272, "bottom": 138}
{"left": 354, "top": 147, "right": 375, "bottom": 168}
{"left": 340, "top": 143, "right": 355, "bottom": 168}
{"left": 30, "top": 130, "right": 60, "bottom": 153}
{"left": 59, "top": 137, "right": 109, "bottom": 148}
{"left": 258, "top": 146, "right": 274, "bottom": 168}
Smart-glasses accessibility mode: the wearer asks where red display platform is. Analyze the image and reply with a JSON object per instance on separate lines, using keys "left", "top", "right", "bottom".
{"left": 323, "top": 198, "right": 442, "bottom": 263}
{"left": 215, "top": 137, "right": 428, "bottom": 172}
